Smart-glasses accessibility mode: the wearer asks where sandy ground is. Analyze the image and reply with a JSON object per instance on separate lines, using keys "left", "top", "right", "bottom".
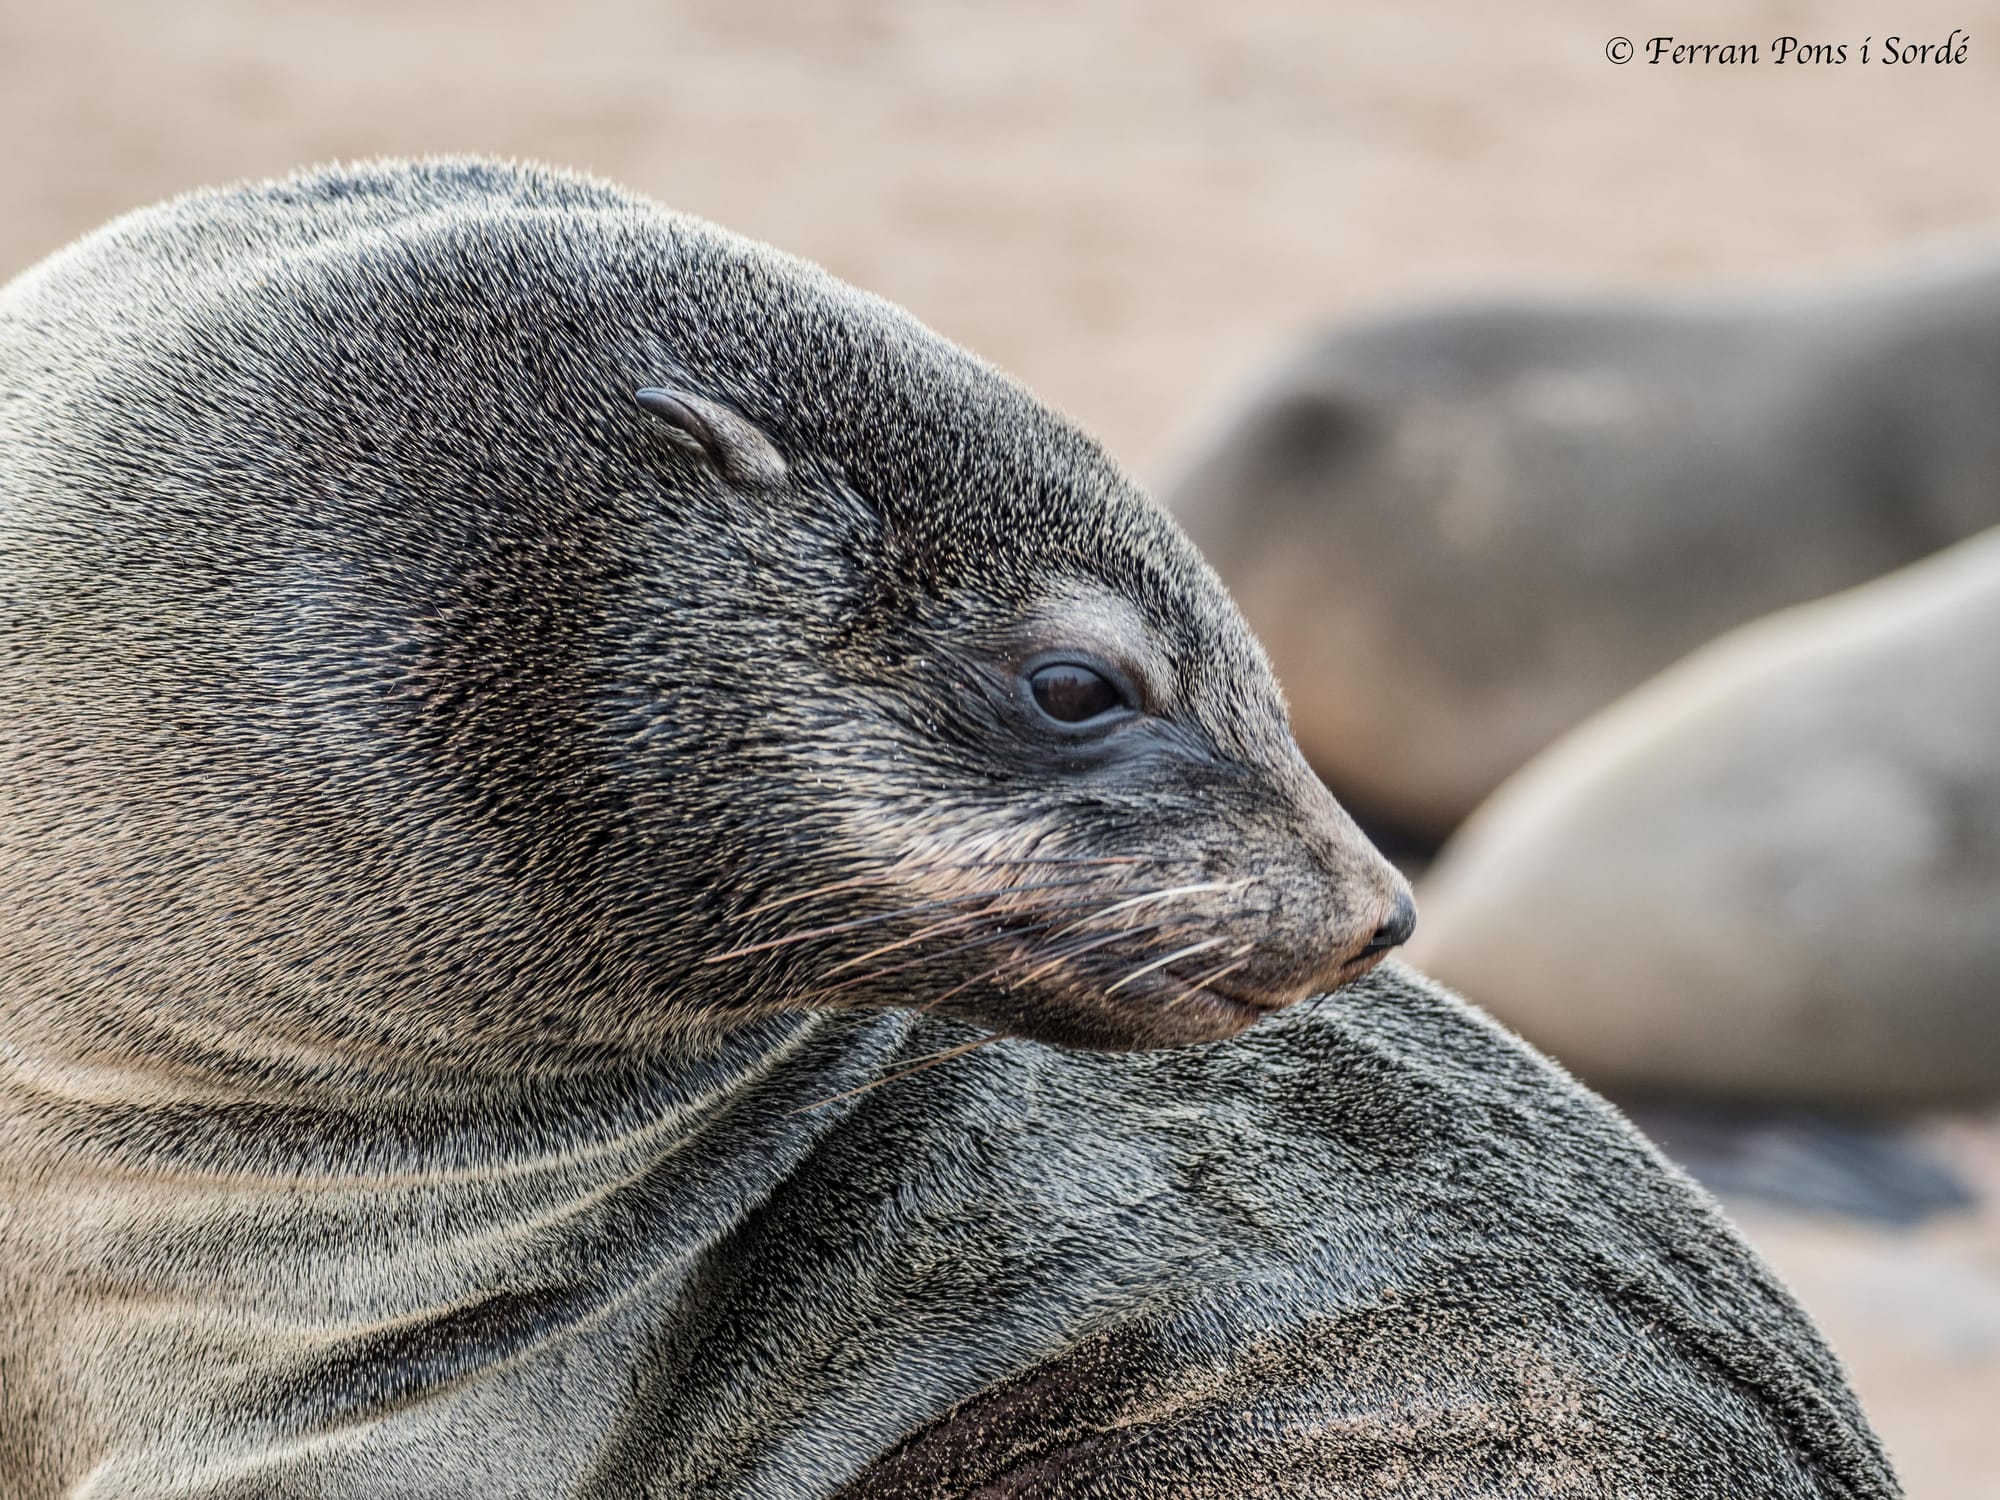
{"left": 1726, "top": 1110, "right": 2000, "bottom": 1497}
{"left": 3, "top": 0, "right": 1999, "bottom": 1491}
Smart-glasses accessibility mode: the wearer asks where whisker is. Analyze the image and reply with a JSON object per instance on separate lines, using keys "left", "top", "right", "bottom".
{"left": 1044, "top": 879, "right": 1250, "bottom": 942}
{"left": 914, "top": 955, "right": 1025, "bottom": 1015}
{"left": 815, "top": 910, "right": 997, "bottom": 977}
{"left": 701, "top": 875, "right": 1114, "bottom": 963}
{"left": 908, "top": 915, "right": 1187, "bottom": 1014}
{"left": 785, "top": 1035, "right": 1001, "bottom": 1115}
{"left": 1003, "top": 919, "right": 1180, "bottom": 988}
{"left": 1102, "top": 937, "right": 1228, "bottom": 995}
{"left": 789, "top": 925, "right": 1039, "bottom": 1004}
{"left": 738, "top": 854, "right": 1163, "bottom": 919}
{"left": 916, "top": 912, "right": 1224, "bottom": 1016}
{"left": 796, "top": 904, "right": 1194, "bottom": 1010}
{"left": 1165, "top": 956, "right": 1254, "bottom": 1011}
{"left": 812, "top": 888, "right": 1147, "bottom": 980}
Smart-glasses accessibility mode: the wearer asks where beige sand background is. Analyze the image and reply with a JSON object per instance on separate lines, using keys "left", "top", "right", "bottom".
{"left": 3, "top": 0, "right": 1997, "bottom": 1490}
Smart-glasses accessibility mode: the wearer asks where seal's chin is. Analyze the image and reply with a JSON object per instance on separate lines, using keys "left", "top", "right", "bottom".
{"left": 963, "top": 992, "right": 1263, "bottom": 1053}
{"left": 1160, "top": 945, "right": 1395, "bottom": 1043}
{"left": 954, "top": 945, "right": 1397, "bottom": 1053}
{"left": 1148, "top": 985, "right": 1274, "bottom": 1045}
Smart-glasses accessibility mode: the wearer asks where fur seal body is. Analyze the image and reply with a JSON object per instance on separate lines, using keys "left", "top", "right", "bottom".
{"left": 0, "top": 161, "right": 1894, "bottom": 1496}
{"left": 1167, "top": 273, "right": 2000, "bottom": 843}
{"left": 1411, "top": 525, "right": 2000, "bottom": 1106}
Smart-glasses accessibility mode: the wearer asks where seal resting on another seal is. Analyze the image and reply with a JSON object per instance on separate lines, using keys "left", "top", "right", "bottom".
{"left": 1166, "top": 273, "right": 2000, "bottom": 845}
{"left": 0, "top": 160, "right": 1894, "bottom": 1497}
{"left": 1411, "top": 525, "right": 2000, "bottom": 1107}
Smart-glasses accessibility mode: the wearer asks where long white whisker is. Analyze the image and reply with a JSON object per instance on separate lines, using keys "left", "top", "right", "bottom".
{"left": 815, "top": 912, "right": 993, "bottom": 977}
{"left": 702, "top": 875, "right": 1109, "bottom": 963}
{"left": 1006, "top": 920, "right": 1178, "bottom": 987}
{"left": 788, "top": 922, "right": 1068, "bottom": 1006}
{"left": 814, "top": 888, "right": 1145, "bottom": 980}
{"left": 739, "top": 854, "right": 1158, "bottom": 919}
{"left": 1044, "top": 879, "right": 1250, "bottom": 942}
{"left": 1102, "top": 937, "right": 1228, "bottom": 995}
{"left": 1165, "top": 957, "right": 1253, "bottom": 1011}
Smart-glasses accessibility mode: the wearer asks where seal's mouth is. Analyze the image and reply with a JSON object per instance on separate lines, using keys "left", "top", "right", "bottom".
{"left": 1328, "top": 945, "right": 1399, "bottom": 989}
{"left": 997, "top": 923, "right": 1406, "bottom": 1051}
{"left": 733, "top": 837, "right": 1413, "bottom": 1052}
{"left": 1197, "top": 973, "right": 1303, "bottom": 1018}
{"left": 1183, "top": 943, "right": 1396, "bottom": 1024}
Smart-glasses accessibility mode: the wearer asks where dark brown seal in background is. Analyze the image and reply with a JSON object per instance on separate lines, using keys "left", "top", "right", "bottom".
{"left": 0, "top": 160, "right": 1893, "bottom": 1497}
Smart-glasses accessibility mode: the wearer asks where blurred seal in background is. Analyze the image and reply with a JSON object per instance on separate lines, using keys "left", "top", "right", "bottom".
{"left": 1167, "top": 265, "right": 2000, "bottom": 847}
{"left": 1410, "top": 525, "right": 2000, "bottom": 1106}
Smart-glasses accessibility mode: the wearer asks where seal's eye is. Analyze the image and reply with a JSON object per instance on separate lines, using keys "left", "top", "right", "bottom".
{"left": 1027, "top": 661, "right": 1127, "bottom": 727}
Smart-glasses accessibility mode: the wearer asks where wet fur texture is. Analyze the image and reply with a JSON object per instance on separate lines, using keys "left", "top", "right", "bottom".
{"left": 0, "top": 160, "right": 1895, "bottom": 1496}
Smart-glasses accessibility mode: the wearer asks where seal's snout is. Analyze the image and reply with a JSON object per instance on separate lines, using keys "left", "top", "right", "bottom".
{"left": 1318, "top": 866, "right": 1414, "bottom": 988}
{"left": 1363, "top": 888, "right": 1418, "bottom": 955}
{"left": 1289, "top": 768, "right": 1416, "bottom": 976}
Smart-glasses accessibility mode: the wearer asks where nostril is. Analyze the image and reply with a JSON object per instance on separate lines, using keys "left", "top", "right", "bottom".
{"left": 1363, "top": 890, "right": 1417, "bottom": 954}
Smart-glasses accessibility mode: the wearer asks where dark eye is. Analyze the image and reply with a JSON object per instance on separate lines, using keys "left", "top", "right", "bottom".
{"left": 1027, "top": 661, "right": 1128, "bottom": 726}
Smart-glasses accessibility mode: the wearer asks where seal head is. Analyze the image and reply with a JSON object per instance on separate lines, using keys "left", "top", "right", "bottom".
{"left": 0, "top": 158, "right": 1411, "bottom": 1077}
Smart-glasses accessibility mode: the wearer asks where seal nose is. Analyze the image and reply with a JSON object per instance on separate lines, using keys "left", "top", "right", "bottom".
{"left": 1363, "top": 889, "right": 1418, "bottom": 955}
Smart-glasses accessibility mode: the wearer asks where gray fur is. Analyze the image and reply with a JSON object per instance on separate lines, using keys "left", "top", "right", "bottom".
{"left": 0, "top": 160, "right": 1894, "bottom": 1496}
{"left": 1167, "top": 274, "right": 2000, "bottom": 840}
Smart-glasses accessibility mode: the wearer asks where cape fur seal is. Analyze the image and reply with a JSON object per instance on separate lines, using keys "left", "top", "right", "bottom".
{"left": 0, "top": 160, "right": 1894, "bottom": 1497}
{"left": 1411, "top": 525, "right": 2000, "bottom": 1107}
{"left": 1166, "top": 271, "right": 2000, "bottom": 844}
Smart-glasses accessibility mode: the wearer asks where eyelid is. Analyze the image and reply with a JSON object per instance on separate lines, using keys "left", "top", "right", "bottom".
{"left": 1017, "top": 649, "right": 1147, "bottom": 716}
{"left": 1011, "top": 581, "right": 1174, "bottom": 706}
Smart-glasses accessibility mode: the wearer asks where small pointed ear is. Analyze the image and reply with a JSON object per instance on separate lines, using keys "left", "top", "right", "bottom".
{"left": 634, "top": 387, "right": 789, "bottom": 489}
